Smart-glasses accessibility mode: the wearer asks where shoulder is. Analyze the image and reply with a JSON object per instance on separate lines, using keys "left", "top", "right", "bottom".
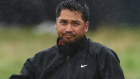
{"left": 30, "top": 45, "right": 58, "bottom": 63}
{"left": 36, "top": 45, "right": 57, "bottom": 56}
{"left": 34, "top": 45, "right": 57, "bottom": 59}
{"left": 88, "top": 39, "right": 110, "bottom": 54}
{"left": 88, "top": 39, "right": 120, "bottom": 62}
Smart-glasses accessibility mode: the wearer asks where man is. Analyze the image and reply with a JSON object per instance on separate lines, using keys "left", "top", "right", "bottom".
{"left": 10, "top": 0, "right": 124, "bottom": 79}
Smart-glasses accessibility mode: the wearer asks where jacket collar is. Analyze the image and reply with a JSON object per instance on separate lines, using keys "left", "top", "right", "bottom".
{"left": 57, "top": 35, "right": 88, "bottom": 57}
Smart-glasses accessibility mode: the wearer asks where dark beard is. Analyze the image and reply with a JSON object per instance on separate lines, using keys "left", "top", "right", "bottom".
{"left": 60, "top": 34, "right": 84, "bottom": 45}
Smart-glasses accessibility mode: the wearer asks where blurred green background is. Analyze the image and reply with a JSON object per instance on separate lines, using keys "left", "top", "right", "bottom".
{"left": 0, "top": 24, "right": 140, "bottom": 79}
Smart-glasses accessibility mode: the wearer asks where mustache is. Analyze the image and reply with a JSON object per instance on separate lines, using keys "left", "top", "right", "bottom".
{"left": 63, "top": 32, "right": 75, "bottom": 36}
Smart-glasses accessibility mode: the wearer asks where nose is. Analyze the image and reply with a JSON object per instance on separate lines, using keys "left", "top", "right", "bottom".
{"left": 65, "top": 24, "right": 73, "bottom": 32}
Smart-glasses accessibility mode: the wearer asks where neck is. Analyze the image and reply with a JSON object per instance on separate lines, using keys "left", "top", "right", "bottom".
{"left": 57, "top": 35, "right": 88, "bottom": 56}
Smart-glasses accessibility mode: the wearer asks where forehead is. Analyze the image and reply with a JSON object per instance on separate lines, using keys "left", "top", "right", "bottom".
{"left": 58, "top": 9, "right": 83, "bottom": 22}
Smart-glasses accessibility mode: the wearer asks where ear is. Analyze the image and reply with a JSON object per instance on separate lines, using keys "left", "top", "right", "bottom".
{"left": 84, "top": 21, "right": 89, "bottom": 32}
{"left": 56, "top": 18, "right": 58, "bottom": 24}
{"left": 55, "top": 25, "right": 56, "bottom": 30}
{"left": 55, "top": 18, "right": 58, "bottom": 30}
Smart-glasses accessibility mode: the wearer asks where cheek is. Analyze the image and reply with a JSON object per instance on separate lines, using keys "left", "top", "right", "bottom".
{"left": 75, "top": 27, "right": 85, "bottom": 34}
{"left": 56, "top": 26, "right": 65, "bottom": 34}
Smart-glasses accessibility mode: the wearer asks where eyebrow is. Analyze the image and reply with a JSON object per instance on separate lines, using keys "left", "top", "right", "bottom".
{"left": 59, "top": 19, "right": 67, "bottom": 21}
{"left": 59, "top": 19, "right": 80, "bottom": 22}
{"left": 72, "top": 20, "right": 80, "bottom": 23}
{"left": 59, "top": 19, "right": 67, "bottom": 22}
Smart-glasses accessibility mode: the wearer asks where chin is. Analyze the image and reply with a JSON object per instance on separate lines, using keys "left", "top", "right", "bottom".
{"left": 62, "top": 39, "right": 75, "bottom": 44}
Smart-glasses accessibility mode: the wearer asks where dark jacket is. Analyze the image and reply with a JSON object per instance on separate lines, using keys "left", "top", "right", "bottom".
{"left": 10, "top": 36, "right": 124, "bottom": 79}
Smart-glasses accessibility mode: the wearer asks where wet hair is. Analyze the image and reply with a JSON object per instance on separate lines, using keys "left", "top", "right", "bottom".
{"left": 56, "top": 0, "right": 89, "bottom": 23}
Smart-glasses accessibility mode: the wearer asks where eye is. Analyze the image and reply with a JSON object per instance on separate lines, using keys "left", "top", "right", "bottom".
{"left": 73, "top": 22, "right": 80, "bottom": 26}
{"left": 59, "top": 20, "right": 67, "bottom": 25}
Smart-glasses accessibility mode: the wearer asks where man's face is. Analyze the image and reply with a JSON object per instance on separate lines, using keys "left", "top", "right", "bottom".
{"left": 55, "top": 9, "right": 89, "bottom": 45}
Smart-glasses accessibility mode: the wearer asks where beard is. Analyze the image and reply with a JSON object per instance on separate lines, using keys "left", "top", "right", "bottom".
{"left": 59, "top": 32, "right": 78, "bottom": 45}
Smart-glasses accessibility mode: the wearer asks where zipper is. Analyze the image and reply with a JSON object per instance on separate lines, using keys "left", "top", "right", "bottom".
{"left": 67, "top": 56, "right": 69, "bottom": 61}
{"left": 67, "top": 56, "right": 70, "bottom": 79}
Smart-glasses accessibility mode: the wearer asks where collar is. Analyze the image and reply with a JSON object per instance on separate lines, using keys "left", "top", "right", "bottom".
{"left": 57, "top": 35, "right": 88, "bottom": 57}
{"left": 58, "top": 39, "right": 63, "bottom": 45}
